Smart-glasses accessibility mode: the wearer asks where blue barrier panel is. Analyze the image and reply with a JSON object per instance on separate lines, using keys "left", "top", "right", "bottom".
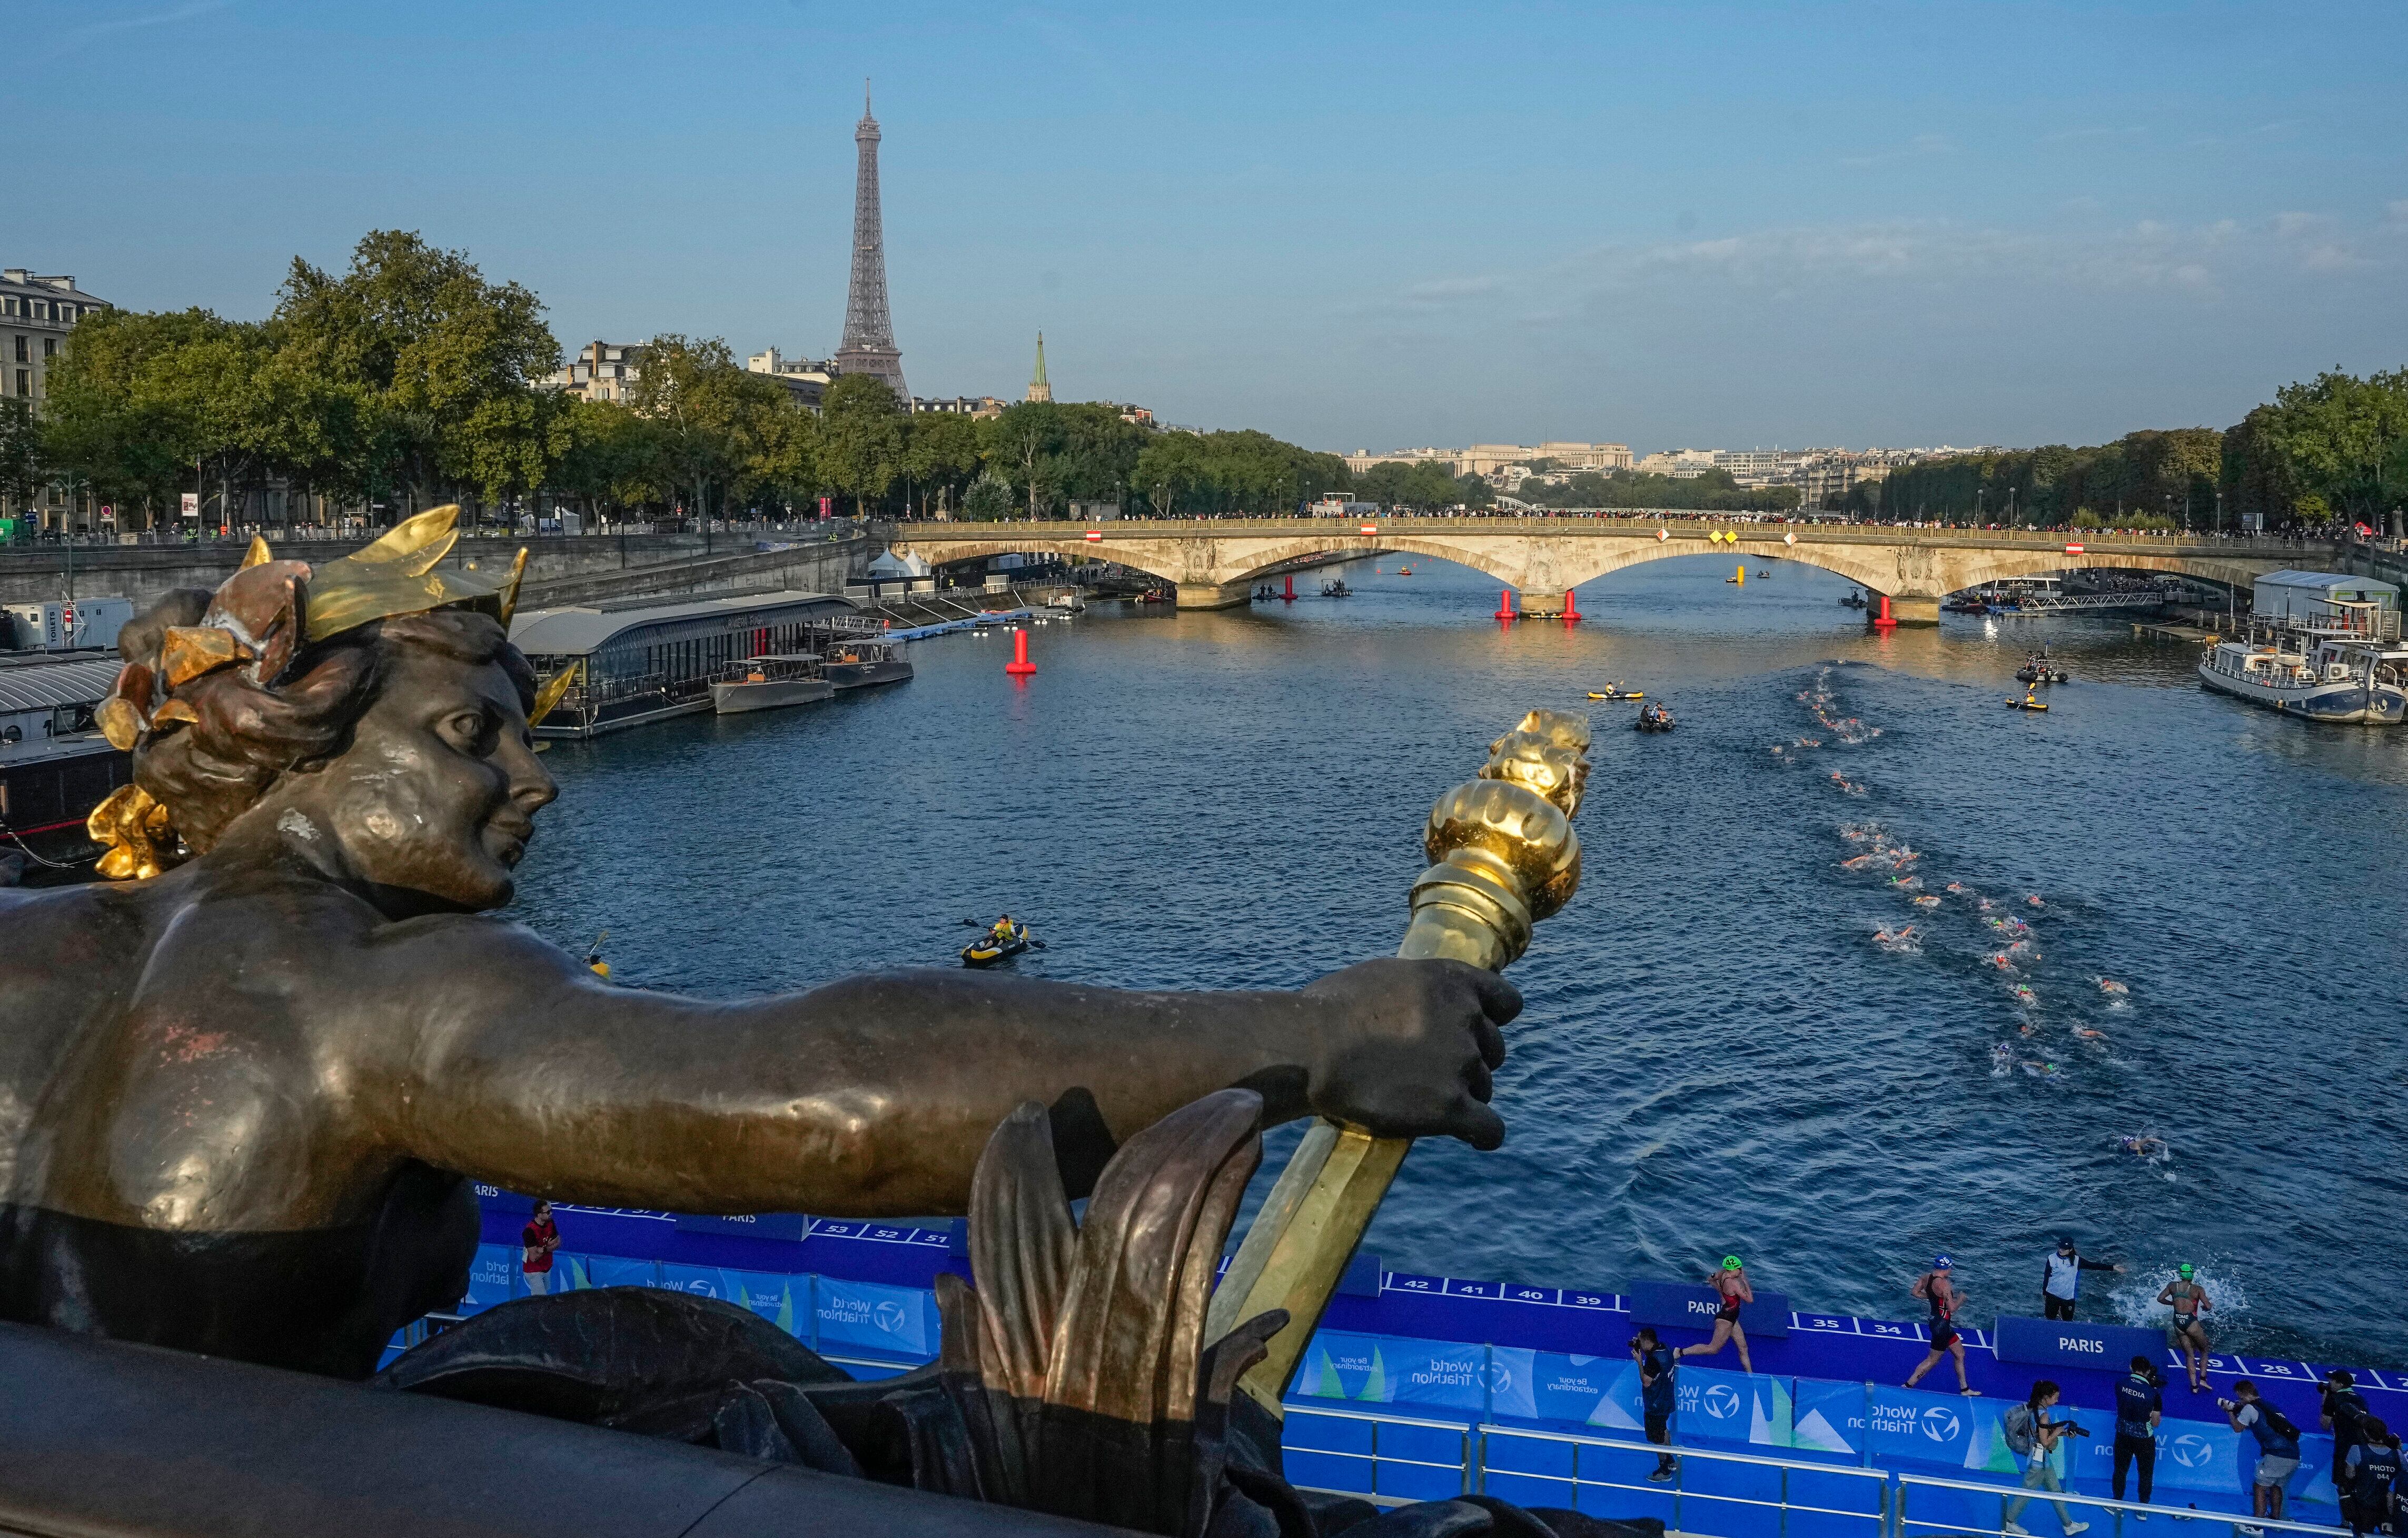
{"left": 1295, "top": 1330, "right": 1489, "bottom": 1413}
{"left": 1372, "top": 1454, "right": 1462, "bottom": 1503}
{"left": 1574, "top": 1471, "right": 1676, "bottom": 1532}
{"left": 815, "top": 1275, "right": 936, "bottom": 1359}
{"left": 2149, "top": 1418, "right": 2245, "bottom": 1493}
{"left": 1484, "top": 1431, "right": 1575, "bottom": 1480}
{"left": 472, "top": 1183, "right": 535, "bottom": 1215}
{"left": 567, "top": 1254, "right": 659, "bottom": 1290}
{"left": 1865, "top": 1384, "right": 1993, "bottom": 1470}
{"left": 1897, "top": 1481, "right": 2000, "bottom": 1535}
{"left": 1677, "top": 1366, "right": 1793, "bottom": 1449}
{"left": 1787, "top": 1468, "right": 1886, "bottom": 1538}
{"left": 1624, "top": 1279, "right": 1789, "bottom": 1337}
{"left": 1483, "top": 1470, "right": 1574, "bottom": 1510}
{"left": 1284, "top": 1450, "right": 1373, "bottom": 1496}
{"left": 672, "top": 1212, "right": 813, "bottom": 1243}
{"left": 1994, "top": 1312, "right": 2165, "bottom": 1373}
{"left": 656, "top": 1265, "right": 808, "bottom": 1334}
{"left": 461, "top": 1242, "right": 522, "bottom": 1312}
{"left": 1500, "top": 1353, "right": 1644, "bottom": 1431}
{"left": 1677, "top": 1458, "right": 1782, "bottom": 1538}
{"left": 1791, "top": 1376, "right": 1865, "bottom": 1456}
{"left": 1283, "top": 1412, "right": 1373, "bottom": 1456}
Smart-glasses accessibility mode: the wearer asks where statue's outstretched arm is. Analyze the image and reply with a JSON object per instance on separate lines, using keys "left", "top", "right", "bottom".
{"left": 364, "top": 919, "right": 1514, "bottom": 1217}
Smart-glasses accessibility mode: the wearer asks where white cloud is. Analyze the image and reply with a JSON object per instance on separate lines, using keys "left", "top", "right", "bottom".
{"left": 44, "top": 0, "right": 225, "bottom": 58}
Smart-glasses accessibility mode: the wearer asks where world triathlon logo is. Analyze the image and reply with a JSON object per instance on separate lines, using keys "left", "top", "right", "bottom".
{"left": 2166, "top": 1433, "right": 2214, "bottom": 1470}
{"left": 1920, "top": 1406, "right": 1961, "bottom": 1442}
{"left": 874, "top": 1300, "right": 910, "bottom": 1335}
{"left": 1702, "top": 1384, "right": 1745, "bottom": 1421}
{"left": 1480, "top": 1361, "right": 1515, "bottom": 1394}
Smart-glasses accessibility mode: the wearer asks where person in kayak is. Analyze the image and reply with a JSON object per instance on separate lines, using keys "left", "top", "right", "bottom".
{"left": 2160, "top": 1264, "right": 2212, "bottom": 1392}
{"left": 1906, "top": 1255, "right": 1978, "bottom": 1395}
{"left": 988, "top": 913, "right": 1019, "bottom": 945}
{"left": 1675, "top": 1255, "right": 1755, "bottom": 1374}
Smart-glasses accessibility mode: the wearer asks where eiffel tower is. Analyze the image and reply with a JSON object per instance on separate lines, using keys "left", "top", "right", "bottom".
{"left": 833, "top": 80, "right": 907, "bottom": 399}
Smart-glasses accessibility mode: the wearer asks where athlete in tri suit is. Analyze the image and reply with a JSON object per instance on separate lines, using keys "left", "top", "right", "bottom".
{"left": 1674, "top": 1255, "right": 1755, "bottom": 1374}
{"left": 1905, "top": 1254, "right": 1978, "bottom": 1395}
{"left": 2159, "top": 1263, "right": 2213, "bottom": 1392}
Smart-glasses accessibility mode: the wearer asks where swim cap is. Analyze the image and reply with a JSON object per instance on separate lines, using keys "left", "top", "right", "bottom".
{"left": 2178, "top": 1263, "right": 2195, "bottom": 1277}
{"left": 1722, "top": 1256, "right": 1742, "bottom": 1271}
{"left": 1934, "top": 1255, "right": 1954, "bottom": 1270}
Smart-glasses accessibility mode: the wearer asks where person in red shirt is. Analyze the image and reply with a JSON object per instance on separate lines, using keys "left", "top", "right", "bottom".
{"left": 520, "top": 1201, "right": 560, "bottom": 1295}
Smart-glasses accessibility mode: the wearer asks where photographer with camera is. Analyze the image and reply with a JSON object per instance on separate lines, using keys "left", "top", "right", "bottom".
{"left": 2340, "top": 1415, "right": 2401, "bottom": 1538}
{"left": 2001, "top": 1380, "right": 2092, "bottom": 1535}
{"left": 2327, "top": 1371, "right": 2376, "bottom": 1503}
{"left": 2113, "top": 1354, "right": 2165, "bottom": 1510}
{"left": 1631, "top": 1326, "right": 1679, "bottom": 1483}
{"left": 2218, "top": 1378, "right": 2301, "bottom": 1536}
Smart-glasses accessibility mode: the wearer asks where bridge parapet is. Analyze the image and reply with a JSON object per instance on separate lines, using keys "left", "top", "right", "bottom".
{"left": 887, "top": 518, "right": 2313, "bottom": 621}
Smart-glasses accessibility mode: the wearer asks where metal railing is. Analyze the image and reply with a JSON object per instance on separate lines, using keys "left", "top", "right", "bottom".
{"left": 1281, "top": 1406, "right": 2354, "bottom": 1538}
{"left": 1897, "top": 1469, "right": 2348, "bottom": 1537}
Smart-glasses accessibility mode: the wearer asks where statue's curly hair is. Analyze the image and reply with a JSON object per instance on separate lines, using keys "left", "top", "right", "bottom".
{"left": 121, "top": 590, "right": 537, "bottom": 854}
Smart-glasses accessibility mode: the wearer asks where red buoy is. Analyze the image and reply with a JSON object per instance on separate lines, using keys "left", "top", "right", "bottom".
{"left": 1004, "top": 628, "right": 1037, "bottom": 674}
{"left": 1873, "top": 594, "right": 1896, "bottom": 630}
{"left": 1494, "top": 588, "right": 1519, "bottom": 621}
{"left": 1561, "top": 587, "right": 1581, "bottom": 623}
{"left": 1283, "top": 573, "right": 1296, "bottom": 602}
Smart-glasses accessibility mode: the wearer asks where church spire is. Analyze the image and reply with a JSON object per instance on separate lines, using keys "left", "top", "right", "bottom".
{"left": 1026, "top": 331, "right": 1052, "bottom": 403}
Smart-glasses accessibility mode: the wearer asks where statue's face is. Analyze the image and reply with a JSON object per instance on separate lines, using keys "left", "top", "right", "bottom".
{"left": 276, "top": 643, "right": 557, "bottom": 911}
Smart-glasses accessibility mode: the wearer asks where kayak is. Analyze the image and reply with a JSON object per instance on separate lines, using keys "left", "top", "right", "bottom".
{"left": 961, "top": 929, "right": 1032, "bottom": 968}
{"left": 1586, "top": 689, "right": 1644, "bottom": 701}
{"left": 2007, "top": 698, "right": 2049, "bottom": 712}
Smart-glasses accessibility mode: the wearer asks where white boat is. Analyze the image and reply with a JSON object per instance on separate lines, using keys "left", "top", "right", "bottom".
{"left": 2197, "top": 632, "right": 2408, "bottom": 724}
{"left": 708, "top": 654, "right": 834, "bottom": 715}
{"left": 821, "top": 639, "right": 914, "bottom": 690}
{"left": 2195, "top": 571, "right": 2407, "bottom": 725}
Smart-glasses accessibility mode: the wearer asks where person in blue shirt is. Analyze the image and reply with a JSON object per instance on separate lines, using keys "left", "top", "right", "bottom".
{"left": 1631, "top": 1326, "right": 1679, "bottom": 1483}
{"left": 2340, "top": 1416, "right": 2401, "bottom": 1538}
{"left": 2113, "top": 1354, "right": 2164, "bottom": 1511}
{"left": 2219, "top": 1377, "right": 2302, "bottom": 1535}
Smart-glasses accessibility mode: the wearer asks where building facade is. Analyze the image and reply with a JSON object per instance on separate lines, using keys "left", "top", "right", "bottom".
{"left": 746, "top": 347, "right": 835, "bottom": 410}
{"left": 2, "top": 270, "right": 105, "bottom": 407}
{"left": 545, "top": 341, "right": 645, "bottom": 404}
{"left": 1343, "top": 441, "right": 1630, "bottom": 478}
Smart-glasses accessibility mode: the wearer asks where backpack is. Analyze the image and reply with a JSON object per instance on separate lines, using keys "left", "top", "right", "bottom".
{"left": 2263, "top": 1404, "right": 2301, "bottom": 1441}
{"left": 2003, "top": 1405, "right": 2038, "bottom": 1458}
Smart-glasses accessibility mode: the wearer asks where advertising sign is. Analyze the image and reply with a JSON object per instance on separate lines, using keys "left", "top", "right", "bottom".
{"left": 656, "top": 1265, "right": 807, "bottom": 1334}
{"left": 1993, "top": 1313, "right": 2163, "bottom": 1373}
{"left": 670, "top": 1212, "right": 813, "bottom": 1243}
{"left": 181, "top": 492, "right": 200, "bottom": 518}
{"left": 1624, "top": 1278, "right": 1789, "bottom": 1337}
{"left": 1492, "top": 1351, "right": 1645, "bottom": 1430}
{"left": 1295, "top": 1329, "right": 1491, "bottom": 1413}
{"left": 1677, "top": 1366, "right": 1793, "bottom": 1448}
{"left": 815, "top": 1276, "right": 935, "bottom": 1358}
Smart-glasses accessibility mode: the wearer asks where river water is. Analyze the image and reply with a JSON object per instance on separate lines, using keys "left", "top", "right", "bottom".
{"left": 511, "top": 554, "right": 2408, "bottom": 1366}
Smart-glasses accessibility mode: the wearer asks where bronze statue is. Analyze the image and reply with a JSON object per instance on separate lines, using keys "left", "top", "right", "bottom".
{"left": 0, "top": 509, "right": 1517, "bottom": 1381}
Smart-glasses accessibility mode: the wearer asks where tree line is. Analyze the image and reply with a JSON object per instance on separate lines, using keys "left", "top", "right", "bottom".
{"left": 1866, "top": 370, "right": 2408, "bottom": 531}
{"left": 1507, "top": 467, "right": 1802, "bottom": 513}
{"left": 0, "top": 230, "right": 1500, "bottom": 535}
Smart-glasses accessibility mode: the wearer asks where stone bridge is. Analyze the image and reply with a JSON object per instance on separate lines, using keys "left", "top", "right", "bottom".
{"left": 888, "top": 517, "right": 2302, "bottom": 623}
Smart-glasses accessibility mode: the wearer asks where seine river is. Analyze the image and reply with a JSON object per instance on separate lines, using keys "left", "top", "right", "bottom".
{"left": 511, "top": 554, "right": 2408, "bottom": 1366}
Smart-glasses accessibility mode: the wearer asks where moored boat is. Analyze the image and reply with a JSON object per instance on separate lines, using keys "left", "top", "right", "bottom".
{"left": 2197, "top": 633, "right": 2407, "bottom": 723}
{"left": 708, "top": 654, "right": 834, "bottom": 715}
{"left": 822, "top": 639, "right": 914, "bottom": 690}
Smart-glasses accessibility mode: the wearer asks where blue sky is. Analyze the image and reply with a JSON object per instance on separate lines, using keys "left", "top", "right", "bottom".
{"left": 20, "top": 1, "right": 2406, "bottom": 454}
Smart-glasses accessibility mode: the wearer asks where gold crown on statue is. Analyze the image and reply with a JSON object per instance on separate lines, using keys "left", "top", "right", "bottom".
{"left": 85, "top": 507, "right": 529, "bottom": 879}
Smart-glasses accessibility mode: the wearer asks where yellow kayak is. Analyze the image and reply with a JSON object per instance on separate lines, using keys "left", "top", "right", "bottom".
{"left": 1587, "top": 690, "right": 1643, "bottom": 701}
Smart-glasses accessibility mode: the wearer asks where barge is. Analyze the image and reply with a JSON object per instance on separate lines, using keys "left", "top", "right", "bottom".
{"left": 511, "top": 592, "right": 887, "bottom": 739}
{"left": 0, "top": 654, "right": 130, "bottom": 879}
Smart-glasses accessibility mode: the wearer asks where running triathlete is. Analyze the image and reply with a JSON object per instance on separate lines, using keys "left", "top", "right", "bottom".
{"left": 2159, "top": 1264, "right": 2212, "bottom": 1392}
{"left": 1675, "top": 1255, "right": 1755, "bottom": 1374}
{"left": 1905, "top": 1255, "right": 1978, "bottom": 1395}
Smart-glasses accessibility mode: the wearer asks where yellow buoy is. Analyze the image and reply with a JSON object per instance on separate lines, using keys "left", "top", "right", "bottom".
{"left": 1736, "top": 563, "right": 1746, "bottom": 584}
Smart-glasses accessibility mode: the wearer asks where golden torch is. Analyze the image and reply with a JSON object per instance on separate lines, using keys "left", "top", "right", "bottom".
{"left": 1204, "top": 709, "right": 1592, "bottom": 1416}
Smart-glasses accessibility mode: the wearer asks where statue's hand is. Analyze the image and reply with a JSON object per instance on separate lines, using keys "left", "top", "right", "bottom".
{"left": 1299, "top": 958, "right": 1519, "bottom": 1149}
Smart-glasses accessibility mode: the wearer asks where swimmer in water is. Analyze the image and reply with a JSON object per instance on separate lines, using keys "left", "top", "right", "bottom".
{"left": 2099, "top": 978, "right": 2129, "bottom": 995}
{"left": 1946, "top": 882, "right": 1967, "bottom": 894}
{"left": 1991, "top": 1043, "right": 2015, "bottom": 1072}
{"left": 2074, "top": 1027, "right": 2107, "bottom": 1044}
{"left": 1912, "top": 895, "right": 1941, "bottom": 909}
{"left": 2021, "top": 1060, "right": 2062, "bottom": 1079}
{"left": 2119, "top": 1135, "right": 2169, "bottom": 1158}
{"left": 1990, "top": 952, "right": 2016, "bottom": 970}
{"left": 2026, "top": 894, "right": 2045, "bottom": 908}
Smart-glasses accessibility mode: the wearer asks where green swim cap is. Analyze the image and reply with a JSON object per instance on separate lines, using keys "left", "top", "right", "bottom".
{"left": 1722, "top": 1255, "right": 1742, "bottom": 1270}
{"left": 2178, "top": 1263, "right": 2195, "bottom": 1277}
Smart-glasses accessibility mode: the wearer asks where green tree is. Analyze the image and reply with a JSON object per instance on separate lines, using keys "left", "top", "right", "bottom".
{"left": 273, "top": 229, "right": 564, "bottom": 523}
{"left": 961, "top": 472, "right": 1015, "bottom": 521}
{"left": 818, "top": 374, "right": 908, "bottom": 517}
{"left": 550, "top": 398, "right": 671, "bottom": 519}
{"left": 0, "top": 400, "right": 48, "bottom": 531}
{"left": 904, "top": 411, "right": 983, "bottom": 516}
{"left": 2255, "top": 370, "right": 2408, "bottom": 524}
{"left": 626, "top": 335, "right": 800, "bottom": 521}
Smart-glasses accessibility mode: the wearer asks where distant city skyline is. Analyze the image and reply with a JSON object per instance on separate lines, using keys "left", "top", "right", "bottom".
{"left": 15, "top": 1, "right": 2405, "bottom": 456}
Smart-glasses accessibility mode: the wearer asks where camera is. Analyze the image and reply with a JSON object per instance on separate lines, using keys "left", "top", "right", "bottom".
{"left": 2217, "top": 1397, "right": 2237, "bottom": 1412}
